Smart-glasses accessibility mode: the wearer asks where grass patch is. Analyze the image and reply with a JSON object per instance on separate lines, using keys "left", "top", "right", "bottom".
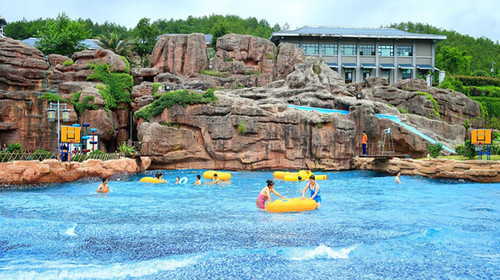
{"left": 266, "top": 53, "right": 275, "bottom": 60}
{"left": 397, "top": 107, "right": 409, "bottom": 114}
{"left": 62, "top": 59, "right": 74, "bottom": 66}
{"left": 200, "top": 69, "right": 229, "bottom": 78}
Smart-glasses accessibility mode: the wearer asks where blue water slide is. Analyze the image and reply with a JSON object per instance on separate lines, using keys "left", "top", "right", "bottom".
{"left": 287, "top": 105, "right": 456, "bottom": 154}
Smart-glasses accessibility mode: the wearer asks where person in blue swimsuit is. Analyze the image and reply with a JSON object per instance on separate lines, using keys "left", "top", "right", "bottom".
{"left": 301, "top": 175, "right": 321, "bottom": 209}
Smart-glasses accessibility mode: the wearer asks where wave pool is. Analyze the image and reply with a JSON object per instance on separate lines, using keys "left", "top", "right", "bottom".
{"left": 0, "top": 170, "right": 499, "bottom": 279}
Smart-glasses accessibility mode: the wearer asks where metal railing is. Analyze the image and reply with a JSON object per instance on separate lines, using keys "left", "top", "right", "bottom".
{"left": 0, "top": 150, "right": 120, "bottom": 163}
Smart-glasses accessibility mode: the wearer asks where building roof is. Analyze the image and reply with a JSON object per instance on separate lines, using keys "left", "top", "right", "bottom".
{"left": 271, "top": 26, "right": 447, "bottom": 42}
{"left": 20, "top": 38, "right": 100, "bottom": 49}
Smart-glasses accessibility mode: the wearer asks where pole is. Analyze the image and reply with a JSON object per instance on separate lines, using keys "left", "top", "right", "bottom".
{"left": 57, "top": 100, "right": 60, "bottom": 156}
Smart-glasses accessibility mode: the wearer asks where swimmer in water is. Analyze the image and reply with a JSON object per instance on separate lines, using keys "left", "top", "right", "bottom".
{"left": 301, "top": 175, "right": 321, "bottom": 209}
{"left": 97, "top": 177, "right": 109, "bottom": 193}
{"left": 195, "top": 175, "right": 201, "bottom": 185}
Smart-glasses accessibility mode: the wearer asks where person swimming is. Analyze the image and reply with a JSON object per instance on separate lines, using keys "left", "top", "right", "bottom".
{"left": 97, "top": 177, "right": 109, "bottom": 193}
{"left": 154, "top": 172, "right": 166, "bottom": 182}
{"left": 175, "top": 176, "right": 180, "bottom": 184}
{"left": 301, "top": 175, "right": 321, "bottom": 209}
{"left": 195, "top": 175, "right": 201, "bottom": 185}
{"left": 256, "top": 179, "right": 286, "bottom": 211}
{"left": 212, "top": 173, "right": 219, "bottom": 185}
{"left": 395, "top": 171, "right": 402, "bottom": 184}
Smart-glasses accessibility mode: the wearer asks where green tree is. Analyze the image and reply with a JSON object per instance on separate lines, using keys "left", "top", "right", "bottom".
{"left": 210, "top": 20, "right": 230, "bottom": 48}
{"left": 436, "top": 46, "right": 471, "bottom": 75}
{"left": 96, "top": 32, "right": 133, "bottom": 58}
{"left": 35, "top": 13, "right": 89, "bottom": 55}
{"left": 133, "top": 18, "right": 159, "bottom": 66}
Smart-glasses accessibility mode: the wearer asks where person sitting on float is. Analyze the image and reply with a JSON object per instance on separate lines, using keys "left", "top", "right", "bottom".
{"left": 301, "top": 175, "right": 321, "bottom": 209}
{"left": 154, "top": 172, "right": 166, "bottom": 182}
{"left": 256, "top": 180, "right": 286, "bottom": 211}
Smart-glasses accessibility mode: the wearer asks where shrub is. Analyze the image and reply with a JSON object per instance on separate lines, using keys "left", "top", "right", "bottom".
{"left": 62, "top": 59, "right": 74, "bottom": 66}
{"left": 455, "top": 144, "right": 465, "bottom": 155}
{"left": 428, "top": 143, "right": 443, "bottom": 158}
{"left": 118, "top": 141, "right": 135, "bottom": 156}
{"left": 134, "top": 89, "right": 217, "bottom": 121}
{"left": 238, "top": 121, "right": 247, "bottom": 135}
{"left": 159, "top": 121, "right": 172, "bottom": 127}
{"left": 462, "top": 140, "right": 477, "bottom": 159}
{"left": 492, "top": 142, "right": 500, "bottom": 155}
{"left": 223, "top": 57, "right": 233, "bottom": 62}
{"left": 438, "top": 77, "right": 467, "bottom": 93}
{"left": 313, "top": 64, "right": 321, "bottom": 75}
{"left": 7, "top": 143, "right": 22, "bottom": 153}
{"left": 266, "top": 53, "right": 275, "bottom": 60}
{"left": 417, "top": 91, "right": 440, "bottom": 119}
{"left": 453, "top": 75, "right": 500, "bottom": 87}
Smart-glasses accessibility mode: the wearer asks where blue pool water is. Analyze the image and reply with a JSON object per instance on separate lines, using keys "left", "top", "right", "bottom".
{"left": 0, "top": 170, "right": 499, "bottom": 279}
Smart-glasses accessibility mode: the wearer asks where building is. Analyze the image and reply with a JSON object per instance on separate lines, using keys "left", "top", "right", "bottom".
{"left": 0, "top": 16, "right": 7, "bottom": 37}
{"left": 20, "top": 38, "right": 100, "bottom": 49}
{"left": 270, "top": 26, "right": 446, "bottom": 84}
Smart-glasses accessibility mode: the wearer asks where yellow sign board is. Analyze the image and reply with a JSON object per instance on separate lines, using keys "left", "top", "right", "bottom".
{"left": 471, "top": 129, "right": 492, "bottom": 145}
{"left": 61, "top": 126, "right": 81, "bottom": 143}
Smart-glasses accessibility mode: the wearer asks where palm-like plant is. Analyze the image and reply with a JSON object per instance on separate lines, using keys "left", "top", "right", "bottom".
{"left": 96, "top": 33, "right": 133, "bottom": 58}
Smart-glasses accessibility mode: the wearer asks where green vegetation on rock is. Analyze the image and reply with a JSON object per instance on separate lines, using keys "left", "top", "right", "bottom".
{"left": 238, "top": 121, "right": 247, "bottom": 135}
{"left": 62, "top": 59, "right": 74, "bottom": 66}
{"left": 134, "top": 89, "right": 217, "bottom": 121}
{"left": 200, "top": 70, "right": 229, "bottom": 78}
{"left": 87, "top": 61, "right": 133, "bottom": 110}
{"left": 417, "top": 91, "right": 440, "bottom": 119}
{"left": 397, "top": 107, "right": 409, "bottom": 114}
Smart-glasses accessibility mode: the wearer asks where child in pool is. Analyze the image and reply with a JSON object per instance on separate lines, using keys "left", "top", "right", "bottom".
{"left": 395, "top": 171, "right": 402, "bottom": 184}
{"left": 194, "top": 175, "right": 201, "bottom": 185}
{"left": 97, "top": 177, "right": 109, "bottom": 193}
{"left": 301, "top": 175, "right": 321, "bottom": 209}
{"left": 212, "top": 173, "right": 219, "bottom": 184}
{"left": 256, "top": 180, "right": 286, "bottom": 210}
{"left": 175, "top": 176, "right": 180, "bottom": 184}
{"left": 154, "top": 173, "right": 166, "bottom": 182}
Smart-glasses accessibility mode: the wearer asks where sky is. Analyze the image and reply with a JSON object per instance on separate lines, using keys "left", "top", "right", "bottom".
{"left": 2, "top": 0, "right": 500, "bottom": 42}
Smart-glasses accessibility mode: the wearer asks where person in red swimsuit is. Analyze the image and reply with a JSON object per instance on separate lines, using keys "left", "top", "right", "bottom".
{"left": 256, "top": 180, "right": 286, "bottom": 211}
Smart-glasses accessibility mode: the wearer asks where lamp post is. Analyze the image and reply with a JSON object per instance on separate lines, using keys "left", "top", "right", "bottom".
{"left": 492, "top": 61, "right": 496, "bottom": 78}
{"left": 47, "top": 100, "right": 71, "bottom": 155}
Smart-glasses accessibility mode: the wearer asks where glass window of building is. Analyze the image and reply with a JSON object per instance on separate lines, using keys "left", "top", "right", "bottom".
{"left": 378, "top": 45, "right": 394, "bottom": 56}
{"left": 302, "top": 44, "right": 319, "bottom": 55}
{"left": 360, "top": 45, "right": 375, "bottom": 56}
{"left": 397, "top": 45, "right": 413, "bottom": 56}
{"left": 322, "top": 44, "right": 338, "bottom": 56}
{"left": 402, "top": 69, "right": 412, "bottom": 79}
{"left": 341, "top": 44, "right": 357, "bottom": 56}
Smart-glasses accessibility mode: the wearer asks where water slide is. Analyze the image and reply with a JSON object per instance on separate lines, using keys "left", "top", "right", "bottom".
{"left": 287, "top": 105, "right": 456, "bottom": 154}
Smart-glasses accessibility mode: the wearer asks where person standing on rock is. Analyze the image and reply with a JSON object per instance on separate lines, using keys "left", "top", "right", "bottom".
{"left": 362, "top": 131, "right": 368, "bottom": 156}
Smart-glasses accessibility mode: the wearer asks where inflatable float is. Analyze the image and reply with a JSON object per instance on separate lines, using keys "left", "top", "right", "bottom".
{"left": 273, "top": 170, "right": 327, "bottom": 181}
{"left": 265, "top": 198, "right": 317, "bottom": 213}
{"left": 203, "top": 171, "right": 232, "bottom": 181}
{"left": 139, "top": 177, "right": 167, "bottom": 183}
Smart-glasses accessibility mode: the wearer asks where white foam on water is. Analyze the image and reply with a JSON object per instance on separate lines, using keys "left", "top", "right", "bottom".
{"left": 287, "top": 244, "right": 359, "bottom": 261}
{"left": 64, "top": 224, "right": 77, "bottom": 236}
{"left": 0, "top": 256, "right": 198, "bottom": 279}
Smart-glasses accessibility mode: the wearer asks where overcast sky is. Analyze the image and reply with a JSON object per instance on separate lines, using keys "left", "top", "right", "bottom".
{"left": 3, "top": 0, "right": 500, "bottom": 42}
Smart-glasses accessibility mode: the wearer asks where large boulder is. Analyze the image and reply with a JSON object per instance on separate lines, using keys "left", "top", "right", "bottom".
{"left": 274, "top": 43, "right": 305, "bottom": 79}
{"left": 149, "top": 34, "right": 208, "bottom": 78}
{"left": 212, "top": 34, "right": 276, "bottom": 75}
{"left": 80, "top": 109, "right": 119, "bottom": 143}
{"left": 0, "top": 37, "right": 49, "bottom": 91}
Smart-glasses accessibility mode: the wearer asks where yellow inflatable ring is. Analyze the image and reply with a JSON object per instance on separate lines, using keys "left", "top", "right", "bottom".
{"left": 265, "top": 198, "right": 317, "bottom": 213}
{"left": 203, "top": 171, "right": 232, "bottom": 181}
{"left": 139, "top": 177, "right": 167, "bottom": 183}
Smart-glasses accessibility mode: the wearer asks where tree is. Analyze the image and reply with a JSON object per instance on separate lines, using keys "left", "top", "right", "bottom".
{"left": 96, "top": 32, "right": 133, "bottom": 58}
{"left": 35, "top": 13, "right": 89, "bottom": 55}
{"left": 210, "top": 20, "right": 230, "bottom": 48}
{"left": 436, "top": 46, "right": 471, "bottom": 75}
{"left": 133, "top": 18, "right": 159, "bottom": 66}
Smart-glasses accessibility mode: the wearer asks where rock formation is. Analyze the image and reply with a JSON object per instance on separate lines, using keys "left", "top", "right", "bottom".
{"left": 135, "top": 58, "right": 468, "bottom": 169}
{"left": 354, "top": 156, "right": 500, "bottom": 183}
{"left": 0, "top": 37, "right": 49, "bottom": 91}
{"left": 0, "top": 157, "right": 151, "bottom": 185}
{"left": 150, "top": 34, "right": 209, "bottom": 78}
{"left": 274, "top": 43, "right": 305, "bottom": 80}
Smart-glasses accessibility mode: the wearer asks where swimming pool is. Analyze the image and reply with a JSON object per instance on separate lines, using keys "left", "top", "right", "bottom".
{"left": 0, "top": 170, "right": 499, "bottom": 279}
